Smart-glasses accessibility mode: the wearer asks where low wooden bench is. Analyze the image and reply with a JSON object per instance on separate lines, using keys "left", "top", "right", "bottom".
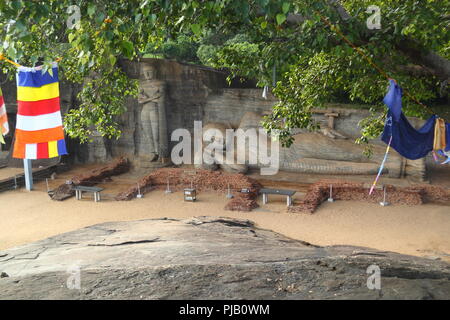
{"left": 260, "top": 188, "right": 296, "bottom": 207}
{"left": 73, "top": 186, "right": 104, "bottom": 202}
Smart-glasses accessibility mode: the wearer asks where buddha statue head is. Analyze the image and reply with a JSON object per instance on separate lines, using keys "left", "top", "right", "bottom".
{"left": 140, "top": 63, "right": 156, "bottom": 81}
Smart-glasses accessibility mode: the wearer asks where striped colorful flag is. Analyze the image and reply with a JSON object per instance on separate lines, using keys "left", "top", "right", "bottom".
{"left": 0, "top": 87, "right": 9, "bottom": 144}
{"left": 13, "top": 63, "right": 68, "bottom": 159}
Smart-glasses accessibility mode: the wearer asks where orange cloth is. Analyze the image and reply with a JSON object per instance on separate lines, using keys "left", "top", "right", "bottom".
{"left": 433, "top": 118, "right": 446, "bottom": 151}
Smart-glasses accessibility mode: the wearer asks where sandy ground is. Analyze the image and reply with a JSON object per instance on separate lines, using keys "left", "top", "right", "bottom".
{"left": 0, "top": 176, "right": 449, "bottom": 262}
{"left": 0, "top": 167, "right": 24, "bottom": 180}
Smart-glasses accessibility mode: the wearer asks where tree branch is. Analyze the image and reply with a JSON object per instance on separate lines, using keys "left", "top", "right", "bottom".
{"left": 286, "top": 1, "right": 450, "bottom": 82}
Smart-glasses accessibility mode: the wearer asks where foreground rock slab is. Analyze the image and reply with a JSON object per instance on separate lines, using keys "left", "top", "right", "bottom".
{"left": 0, "top": 217, "right": 449, "bottom": 300}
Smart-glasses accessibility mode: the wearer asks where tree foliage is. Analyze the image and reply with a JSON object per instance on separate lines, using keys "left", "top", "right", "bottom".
{"left": 145, "top": 34, "right": 200, "bottom": 63}
{"left": 0, "top": 0, "right": 448, "bottom": 148}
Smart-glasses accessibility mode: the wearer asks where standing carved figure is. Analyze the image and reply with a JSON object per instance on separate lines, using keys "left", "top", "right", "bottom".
{"left": 137, "top": 64, "right": 169, "bottom": 165}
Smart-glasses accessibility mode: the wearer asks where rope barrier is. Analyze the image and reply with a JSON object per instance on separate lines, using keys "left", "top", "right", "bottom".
{"left": 0, "top": 178, "right": 253, "bottom": 194}
{"left": 1, "top": 175, "right": 254, "bottom": 189}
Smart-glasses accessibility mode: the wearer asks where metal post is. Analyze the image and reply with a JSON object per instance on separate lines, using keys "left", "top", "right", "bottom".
{"left": 23, "top": 159, "right": 33, "bottom": 191}
{"left": 137, "top": 183, "right": 143, "bottom": 198}
{"left": 226, "top": 184, "right": 234, "bottom": 199}
{"left": 165, "top": 178, "right": 172, "bottom": 194}
{"left": 328, "top": 184, "right": 335, "bottom": 202}
{"left": 380, "top": 185, "right": 390, "bottom": 206}
{"left": 263, "top": 193, "right": 268, "bottom": 205}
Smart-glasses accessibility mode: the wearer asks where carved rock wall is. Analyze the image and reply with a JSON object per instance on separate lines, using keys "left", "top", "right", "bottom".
{"left": 0, "top": 59, "right": 427, "bottom": 180}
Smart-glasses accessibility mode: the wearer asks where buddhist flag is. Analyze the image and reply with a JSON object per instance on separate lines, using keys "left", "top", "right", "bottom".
{"left": 13, "top": 63, "right": 68, "bottom": 159}
{"left": 0, "top": 87, "right": 8, "bottom": 144}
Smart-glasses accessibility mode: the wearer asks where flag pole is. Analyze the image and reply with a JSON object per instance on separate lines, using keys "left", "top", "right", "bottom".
{"left": 24, "top": 159, "right": 33, "bottom": 191}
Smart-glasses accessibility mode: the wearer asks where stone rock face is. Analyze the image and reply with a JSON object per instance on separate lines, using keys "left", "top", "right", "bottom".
{"left": 238, "top": 111, "right": 267, "bottom": 130}
{"left": 193, "top": 122, "right": 250, "bottom": 174}
{"left": 194, "top": 122, "right": 231, "bottom": 171}
{"left": 85, "top": 132, "right": 110, "bottom": 164}
{"left": 202, "top": 122, "right": 231, "bottom": 147}
{"left": 220, "top": 162, "right": 248, "bottom": 174}
{"left": 0, "top": 217, "right": 449, "bottom": 300}
{"left": 281, "top": 132, "right": 404, "bottom": 177}
{"left": 237, "top": 111, "right": 407, "bottom": 178}
{"left": 203, "top": 89, "right": 276, "bottom": 128}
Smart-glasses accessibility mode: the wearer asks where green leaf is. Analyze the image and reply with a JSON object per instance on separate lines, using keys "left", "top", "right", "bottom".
{"left": 109, "top": 55, "right": 117, "bottom": 66}
{"left": 10, "top": 0, "right": 23, "bottom": 11}
{"left": 87, "top": 4, "right": 96, "bottom": 17}
{"left": 68, "top": 33, "right": 76, "bottom": 43}
{"left": 14, "top": 20, "right": 26, "bottom": 32}
{"left": 94, "top": 12, "right": 106, "bottom": 24}
{"left": 120, "top": 40, "right": 134, "bottom": 58}
{"left": 276, "top": 13, "right": 286, "bottom": 25}
{"left": 282, "top": 2, "right": 290, "bottom": 14}
{"left": 19, "top": 33, "right": 31, "bottom": 42}
{"left": 190, "top": 23, "right": 201, "bottom": 36}
{"left": 104, "top": 30, "right": 114, "bottom": 41}
{"left": 6, "top": 46, "right": 17, "bottom": 60}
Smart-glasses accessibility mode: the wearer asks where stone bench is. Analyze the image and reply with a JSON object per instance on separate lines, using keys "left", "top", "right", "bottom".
{"left": 260, "top": 188, "right": 296, "bottom": 207}
{"left": 73, "top": 186, "right": 104, "bottom": 202}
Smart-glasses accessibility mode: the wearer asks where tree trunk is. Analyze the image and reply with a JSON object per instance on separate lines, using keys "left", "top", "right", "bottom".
{"left": 397, "top": 39, "right": 450, "bottom": 82}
